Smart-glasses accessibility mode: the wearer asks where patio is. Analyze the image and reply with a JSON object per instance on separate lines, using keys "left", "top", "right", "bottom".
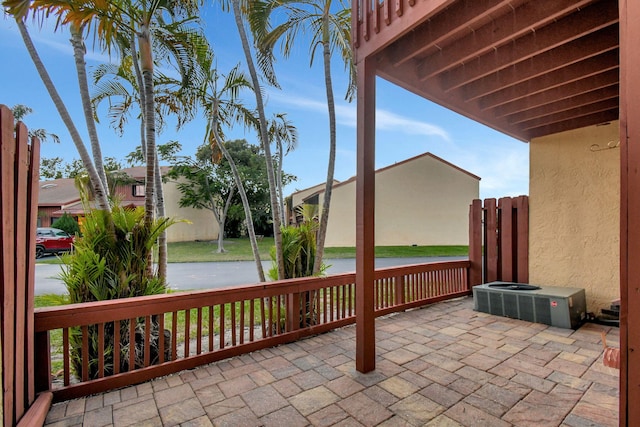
{"left": 42, "top": 297, "right": 619, "bottom": 427}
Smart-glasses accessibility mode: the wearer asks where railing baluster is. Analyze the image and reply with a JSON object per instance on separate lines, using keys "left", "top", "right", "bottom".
{"left": 240, "top": 300, "right": 245, "bottom": 344}
{"left": 128, "top": 319, "right": 135, "bottom": 372}
{"left": 114, "top": 321, "right": 120, "bottom": 375}
{"left": 208, "top": 305, "right": 214, "bottom": 352}
{"left": 81, "top": 326, "right": 89, "bottom": 382}
{"left": 197, "top": 307, "right": 203, "bottom": 355}
{"left": 171, "top": 313, "right": 178, "bottom": 362}
{"left": 220, "top": 304, "right": 225, "bottom": 349}
{"left": 98, "top": 323, "right": 105, "bottom": 378}
{"left": 260, "top": 298, "right": 266, "bottom": 339}
{"left": 144, "top": 316, "right": 151, "bottom": 367}
{"left": 158, "top": 315, "right": 165, "bottom": 364}
{"left": 184, "top": 309, "right": 191, "bottom": 357}
{"left": 231, "top": 302, "right": 237, "bottom": 345}
{"left": 249, "top": 299, "right": 255, "bottom": 342}
{"left": 63, "top": 329, "right": 69, "bottom": 386}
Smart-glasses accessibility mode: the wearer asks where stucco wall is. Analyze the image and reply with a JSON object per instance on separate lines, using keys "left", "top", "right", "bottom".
{"left": 529, "top": 121, "right": 619, "bottom": 313}
{"left": 163, "top": 181, "right": 219, "bottom": 243}
{"left": 324, "top": 154, "right": 479, "bottom": 247}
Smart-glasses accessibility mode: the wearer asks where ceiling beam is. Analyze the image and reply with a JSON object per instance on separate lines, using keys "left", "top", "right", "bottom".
{"left": 526, "top": 110, "right": 619, "bottom": 139}
{"left": 482, "top": 52, "right": 618, "bottom": 108}
{"left": 518, "top": 98, "right": 619, "bottom": 130}
{"left": 388, "top": 0, "right": 516, "bottom": 67}
{"left": 464, "top": 49, "right": 619, "bottom": 103}
{"left": 430, "top": 4, "right": 618, "bottom": 90}
{"left": 417, "top": 0, "right": 597, "bottom": 80}
{"left": 506, "top": 85, "right": 619, "bottom": 124}
{"left": 489, "top": 69, "right": 619, "bottom": 117}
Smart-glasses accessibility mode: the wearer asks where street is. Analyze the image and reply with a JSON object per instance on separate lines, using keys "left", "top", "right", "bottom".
{"left": 35, "top": 256, "right": 466, "bottom": 295}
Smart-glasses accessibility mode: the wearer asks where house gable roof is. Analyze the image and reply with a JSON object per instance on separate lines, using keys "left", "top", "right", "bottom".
{"left": 300, "top": 152, "right": 479, "bottom": 202}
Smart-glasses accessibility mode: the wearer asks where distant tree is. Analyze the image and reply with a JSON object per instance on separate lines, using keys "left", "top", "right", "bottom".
{"left": 11, "top": 104, "right": 60, "bottom": 144}
{"left": 168, "top": 144, "right": 237, "bottom": 253}
{"left": 40, "top": 157, "right": 65, "bottom": 180}
{"left": 51, "top": 213, "right": 80, "bottom": 236}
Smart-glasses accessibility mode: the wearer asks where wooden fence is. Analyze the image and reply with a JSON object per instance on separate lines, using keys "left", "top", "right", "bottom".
{"left": 0, "top": 104, "right": 49, "bottom": 426}
{"left": 469, "top": 196, "right": 529, "bottom": 285}
{"left": 34, "top": 260, "right": 471, "bottom": 402}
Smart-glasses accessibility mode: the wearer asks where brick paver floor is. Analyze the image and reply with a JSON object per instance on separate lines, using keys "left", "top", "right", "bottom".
{"left": 43, "top": 297, "right": 620, "bottom": 426}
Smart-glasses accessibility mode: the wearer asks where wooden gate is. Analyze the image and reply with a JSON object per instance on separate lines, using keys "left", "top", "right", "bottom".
{"left": 469, "top": 196, "right": 529, "bottom": 286}
{"left": 0, "top": 104, "right": 50, "bottom": 426}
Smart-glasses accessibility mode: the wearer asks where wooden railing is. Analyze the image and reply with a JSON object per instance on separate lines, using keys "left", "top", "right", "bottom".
{"left": 352, "top": 0, "right": 452, "bottom": 58}
{"left": 34, "top": 260, "right": 470, "bottom": 402}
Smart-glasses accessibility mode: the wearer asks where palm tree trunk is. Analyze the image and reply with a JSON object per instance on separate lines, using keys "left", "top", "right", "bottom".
{"left": 314, "top": 10, "right": 336, "bottom": 275}
{"left": 138, "top": 24, "right": 158, "bottom": 278}
{"left": 16, "top": 19, "right": 111, "bottom": 212}
{"left": 70, "top": 25, "right": 110, "bottom": 194}
{"left": 277, "top": 137, "right": 286, "bottom": 224}
{"left": 154, "top": 154, "right": 168, "bottom": 281}
{"left": 232, "top": 0, "right": 284, "bottom": 279}
{"left": 212, "top": 110, "right": 265, "bottom": 281}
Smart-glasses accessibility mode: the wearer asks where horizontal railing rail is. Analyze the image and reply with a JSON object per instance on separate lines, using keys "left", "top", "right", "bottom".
{"left": 34, "top": 260, "right": 470, "bottom": 401}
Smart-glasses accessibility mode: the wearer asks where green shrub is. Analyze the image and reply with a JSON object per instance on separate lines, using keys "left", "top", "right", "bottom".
{"left": 59, "top": 205, "right": 176, "bottom": 379}
{"left": 51, "top": 213, "right": 80, "bottom": 236}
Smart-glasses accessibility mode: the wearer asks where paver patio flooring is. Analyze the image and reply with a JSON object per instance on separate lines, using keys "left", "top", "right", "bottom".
{"left": 43, "top": 297, "right": 620, "bottom": 426}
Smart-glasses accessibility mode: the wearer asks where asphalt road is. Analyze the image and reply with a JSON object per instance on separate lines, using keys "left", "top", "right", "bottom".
{"left": 35, "top": 256, "right": 466, "bottom": 295}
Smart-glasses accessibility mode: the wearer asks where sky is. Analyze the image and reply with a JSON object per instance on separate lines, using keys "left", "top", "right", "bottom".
{"left": 0, "top": 5, "right": 529, "bottom": 201}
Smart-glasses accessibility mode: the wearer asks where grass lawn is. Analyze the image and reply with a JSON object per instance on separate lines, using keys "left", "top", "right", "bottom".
{"left": 37, "top": 238, "right": 468, "bottom": 264}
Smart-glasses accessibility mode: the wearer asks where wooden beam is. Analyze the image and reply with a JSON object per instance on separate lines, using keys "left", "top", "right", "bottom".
{"left": 506, "top": 85, "right": 619, "bottom": 124}
{"left": 519, "top": 98, "right": 619, "bottom": 130}
{"left": 526, "top": 109, "right": 619, "bottom": 139}
{"left": 388, "top": 0, "right": 514, "bottom": 67}
{"left": 490, "top": 69, "right": 619, "bottom": 117}
{"left": 619, "top": 0, "right": 640, "bottom": 424}
{"left": 431, "top": 5, "right": 619, "bottom": 90}
{"left": 472, "top": 47, "right": 619, "bottom": 108}
{"left": 355, "top": 56, "right": 376, "bottom": 373}
{"left": 418, "top": 0, "right": 597, "bottom": 80}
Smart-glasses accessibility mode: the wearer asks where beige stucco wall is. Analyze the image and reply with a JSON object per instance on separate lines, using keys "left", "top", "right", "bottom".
{"left": 529, "top": 121, "right": 619, "bottom": 313}
{"left": 163, "top": 180, "right": 219, "bottom": 243}
{"left": 324, "top": 154, "right": 479, "bottom": 247}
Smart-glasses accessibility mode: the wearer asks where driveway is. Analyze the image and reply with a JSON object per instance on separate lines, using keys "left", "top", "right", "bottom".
{"left": 35, "top": 256, "right": 466, "bottom": 295}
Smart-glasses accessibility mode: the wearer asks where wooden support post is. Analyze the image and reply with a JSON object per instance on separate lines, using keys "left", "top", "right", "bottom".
{"left": 620, "top": 0, "right": 640, "bottom": 424}
{"left": 484, "top": 198, "right": 498, "bottom": 283}
{"left": 498, "top": 197, "right": 514, "bottom": 282}
{"left": 468, "top": 199, "right": 482, "bottom": 287}
{"left": 356, "top": 56, "right": 376, "bottom": 373}
{"left": 515, "top": 196, "right": 529, "bottom": 283}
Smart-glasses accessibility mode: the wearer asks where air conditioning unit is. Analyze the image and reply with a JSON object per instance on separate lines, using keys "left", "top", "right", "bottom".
{"left": 473, "top": 282, "right": 587, "bottom": 329}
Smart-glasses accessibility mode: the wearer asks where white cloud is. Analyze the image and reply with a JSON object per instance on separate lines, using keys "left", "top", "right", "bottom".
{"left": 268, "top": 91, "right": 450, "bottom": 141}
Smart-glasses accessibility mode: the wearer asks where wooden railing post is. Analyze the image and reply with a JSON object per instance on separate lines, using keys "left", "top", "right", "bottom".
{"left": 34, "top": 331, "right": 51, "bottom": 393}
{"left": 468, "top": 199, "right": 483, "bottom": 287}
{"left": 395, "top": 276, "right": 405, "bottom": 305}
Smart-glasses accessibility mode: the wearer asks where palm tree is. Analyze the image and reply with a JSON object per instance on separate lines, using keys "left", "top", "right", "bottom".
{"left": 268, "top": 113, "right": 298, "bottom": 224}
{"left": 250, "top": 0, "right": 356, "bottom": 274}
{"left": 3, "top": 4, "right": 112, "bottom": 211}
{"left": 197, "top": 59, "right": 267, "bottom": 282}
{"left": 11, "top": 104, "right": 60, "bottom": 143}
{"left": 228, "top": 0, "right": 286, "bottom": 279}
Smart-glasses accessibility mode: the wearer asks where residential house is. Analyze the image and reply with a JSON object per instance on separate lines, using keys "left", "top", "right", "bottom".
{"left": 351, "top": 0, "right": 638, "bottom": 421}
{"left": 37, "top": 167, "right": 218, "bottom": 243}
{"left": 292, "top": 152, "right": 479, "bottom": 247}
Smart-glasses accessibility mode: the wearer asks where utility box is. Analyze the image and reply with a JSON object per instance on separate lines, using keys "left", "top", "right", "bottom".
{"left": 473, "top": 282, "right": 587, "bottom": 329}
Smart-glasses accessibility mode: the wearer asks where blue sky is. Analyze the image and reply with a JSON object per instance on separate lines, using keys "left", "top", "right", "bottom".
{"left": 0, "top": 6, "right": 528, "bottom": 200}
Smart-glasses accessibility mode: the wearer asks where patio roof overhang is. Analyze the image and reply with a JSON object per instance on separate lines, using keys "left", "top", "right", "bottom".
{"left": 352, "top": 0, "right": 640, "bottom": 424}
{"left": 355, "top": 0, "right": 619, "bottom": 142}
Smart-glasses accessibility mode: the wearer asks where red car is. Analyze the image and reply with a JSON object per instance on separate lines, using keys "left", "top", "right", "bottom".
{"left": 35, "top": 227, "right": 75, "bottom": 258}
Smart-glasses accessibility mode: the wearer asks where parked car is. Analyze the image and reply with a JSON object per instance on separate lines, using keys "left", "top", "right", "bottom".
{"left": 35, "top": 227, "right": 75, "bottom": 258}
